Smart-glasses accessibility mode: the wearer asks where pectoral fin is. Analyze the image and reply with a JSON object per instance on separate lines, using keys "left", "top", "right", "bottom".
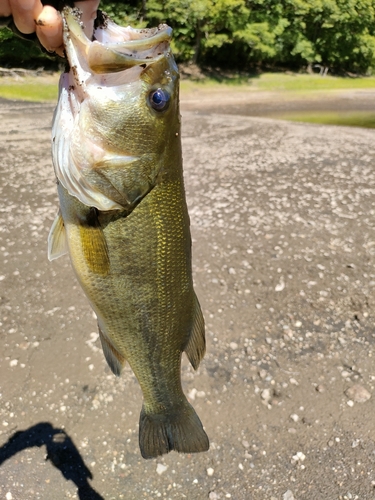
{"left": 79, "top": 207, "right": 110, "bottom": 276}
{"left": 48, "top": 210, "right": 68, "bottom": 261}
{"left": 184, "top": 295, "right": 206, "bottom": 370}
{"left": 98, "top": 324, "right": 126, "bottom": 376}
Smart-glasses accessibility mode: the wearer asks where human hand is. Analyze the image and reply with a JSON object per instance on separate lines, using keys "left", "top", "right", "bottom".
{"left": 0, "top": 0, "right": 100, "bottom": 56}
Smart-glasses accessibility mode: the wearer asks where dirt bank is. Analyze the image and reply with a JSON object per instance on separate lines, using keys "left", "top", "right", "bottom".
{"left": 1, "top": 98, "right": 375, "bottom": 500}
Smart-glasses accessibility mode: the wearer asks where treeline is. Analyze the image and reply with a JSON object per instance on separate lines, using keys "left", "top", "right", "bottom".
{"left": 1, "top": 0, "right": 375, "bottom": 74}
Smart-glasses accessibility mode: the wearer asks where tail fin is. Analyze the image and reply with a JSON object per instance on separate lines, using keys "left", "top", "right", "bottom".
{"left": 139, "top": 401, "right": 209, "bottom": 459}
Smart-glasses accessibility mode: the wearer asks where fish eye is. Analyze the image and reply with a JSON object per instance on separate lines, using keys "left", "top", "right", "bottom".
{"left": 149, "top": 88, "right": 170, "bottom": 112}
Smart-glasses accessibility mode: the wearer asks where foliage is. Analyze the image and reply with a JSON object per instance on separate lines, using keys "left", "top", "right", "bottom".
{"left": 0, "top": 27, "right": 58, "bottom": 69}
{"left": 2, "top": 0, "right": 375, "bottom": 73}
{"left": 141, "top": 0, "right": 375, "bottom": 73}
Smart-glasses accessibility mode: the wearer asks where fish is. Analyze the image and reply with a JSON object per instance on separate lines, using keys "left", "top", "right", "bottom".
{"left": 48, "top": 7, "right": 209, "bottom": 459}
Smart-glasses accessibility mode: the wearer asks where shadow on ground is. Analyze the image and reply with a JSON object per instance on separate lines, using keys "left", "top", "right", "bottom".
{"left": 0, "top": 423, "right": 104, "bottom": 500}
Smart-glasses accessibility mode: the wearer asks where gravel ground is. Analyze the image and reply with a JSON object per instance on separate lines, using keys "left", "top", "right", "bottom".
{"left": 1, "top": 96, "right": 375, "bottom": 500}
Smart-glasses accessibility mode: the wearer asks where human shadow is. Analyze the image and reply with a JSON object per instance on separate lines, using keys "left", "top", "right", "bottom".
{"left": 0, "top": 422, "right": 104, "bottom": 500}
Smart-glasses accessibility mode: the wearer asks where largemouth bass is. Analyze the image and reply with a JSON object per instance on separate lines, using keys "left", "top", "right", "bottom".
{"left": 48, "top": 7, "right": 209, "bottom": 459}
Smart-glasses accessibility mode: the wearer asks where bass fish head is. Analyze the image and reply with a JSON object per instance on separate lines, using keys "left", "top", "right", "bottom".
{"left": 53, "top": 8, "right": 181, "bottom": 211}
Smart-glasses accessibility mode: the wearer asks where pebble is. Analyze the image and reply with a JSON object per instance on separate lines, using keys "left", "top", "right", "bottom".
{"left": 261, "top": 388, "right": 272, "bottom": 402}
{"left": 229, "top": 342, "right": 238, "bottom": 350}
{"left": 345, "top": 384, "right": 371, "bottom": 403}
{"left": 275, "top": 279, "right": 285, "bottom": 292}
{"left": 9, "top": 359, "right": 18, "bottom": 367}
{"left": 292, "top": 451, "right": 306, "bottom": 464}
{"left": 283, "top": 491, "right": 295, "bottom": 500}
{"left": 5, "top": 493, "right": 12, "bottom": 500}
{"left": 209, "top": 493, "right": 219, "bottom": 500}
{"left": 188, "top": 388, "right": 197, "bottom": 400}
{"left": 156, "top": 463, "right": 168, "bottom": 475}
{"left": 290, "top": 414, "right": 299, "bottom": 422}
{"left": 207, "top": 467, "right": 214, "bottom": 476}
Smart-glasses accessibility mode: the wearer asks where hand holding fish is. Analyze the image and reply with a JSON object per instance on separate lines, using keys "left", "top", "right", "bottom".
{"left": 0, "top": 0, "right": 99, "bottom": 55}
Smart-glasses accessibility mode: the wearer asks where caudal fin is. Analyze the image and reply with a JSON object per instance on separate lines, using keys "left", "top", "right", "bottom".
{"left": 139, "top": 401, "right": 209, "bottom": 459}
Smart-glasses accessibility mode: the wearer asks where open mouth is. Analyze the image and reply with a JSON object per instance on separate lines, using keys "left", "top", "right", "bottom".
{"left": 63, "top": 7, "right": 172, "bottom": 74}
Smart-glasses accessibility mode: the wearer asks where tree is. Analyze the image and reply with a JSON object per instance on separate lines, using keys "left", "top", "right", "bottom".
{"left": 2, "top": 0, "right": 375, "bottom": 73}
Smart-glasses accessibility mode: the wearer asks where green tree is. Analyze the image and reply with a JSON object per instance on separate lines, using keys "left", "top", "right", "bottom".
{"left": 2, "top": 0, "right": 375, "bottom": 73}
{"left": 0, "top": 27, "right": 58, "bottom": 69}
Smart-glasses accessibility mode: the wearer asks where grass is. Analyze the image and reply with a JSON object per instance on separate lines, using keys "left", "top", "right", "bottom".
{"left": 271, "top": 111, "right": 375, "bottom": 129}
{"left": 0, "top": 74, "right": 59, "bottom": 101}
{"left": 180, "top": 71, "right": 375, "bottom": 93}
{"left": 2, "top": 71, "right": 374, "bottom": 102}
{"left": 1, "top": 71, "right": 375, "bottom": 128}
{"left": 249, "top": 72, "right": 375, "bottom": 92}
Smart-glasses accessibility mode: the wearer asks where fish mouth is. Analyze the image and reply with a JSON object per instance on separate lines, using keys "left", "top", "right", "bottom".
{"left": 63, "top": 7, "right": 172, "bottom": 74}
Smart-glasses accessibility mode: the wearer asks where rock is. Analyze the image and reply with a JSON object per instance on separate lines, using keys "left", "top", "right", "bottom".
{"left": 156, "top": 463, "right": 168, "bottom": 475}
{"left": 275, "top": 279, "right": 285, "bottom": 292}
{"left": 283, "top": 490, "right": 295, "bottom": 500}
{"left": 261, "top": 388, "right": 272, "bottom": 402}
{"left": 345, "top": 384, "right": 371, "bottom": 403}
{"left": 188, "top": 388, "right": 197, "bottom": 400}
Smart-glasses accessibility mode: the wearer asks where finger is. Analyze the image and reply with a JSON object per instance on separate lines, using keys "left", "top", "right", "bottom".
{"left": 35, "top": 5, "right": 63, "bottom": 52}
{"left": 0, "top": 0, "right": 12, "bottom": 17}
{"left": 9, "top": 0, "right": 43, "bottom": 34}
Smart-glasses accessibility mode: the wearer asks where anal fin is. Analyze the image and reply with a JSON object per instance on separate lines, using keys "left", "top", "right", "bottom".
{"left": 48, "top": 209, "right": 68, "bottom": 261}
{"left": 184, "top": 295, "right": 206, "bottom": 370}
{"left": 98, "top": 323, "right": 126, "bottom": 377}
